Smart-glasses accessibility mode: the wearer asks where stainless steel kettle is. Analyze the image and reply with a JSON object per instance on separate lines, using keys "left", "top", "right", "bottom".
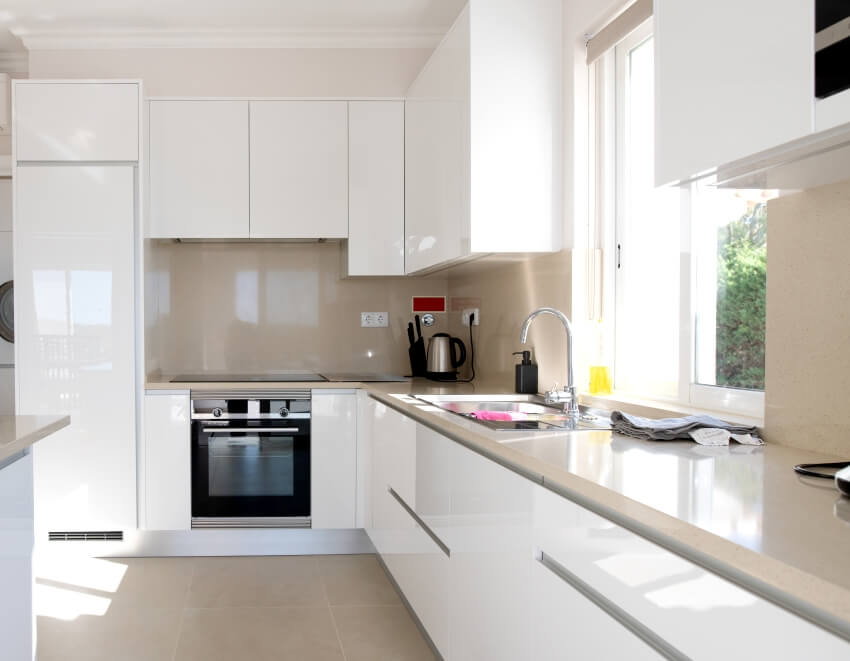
{"left": 426, "top": 333, "right": 467, "bottom": 380}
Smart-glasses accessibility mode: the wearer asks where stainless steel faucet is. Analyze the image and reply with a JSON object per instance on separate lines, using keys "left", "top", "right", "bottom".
{"left": 520, "top": 307, "right": 580, "bottom": 422}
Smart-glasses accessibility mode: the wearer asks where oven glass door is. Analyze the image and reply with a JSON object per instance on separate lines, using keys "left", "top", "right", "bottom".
{"left": 192, "top": 420, "right": 310, "bottom": 520}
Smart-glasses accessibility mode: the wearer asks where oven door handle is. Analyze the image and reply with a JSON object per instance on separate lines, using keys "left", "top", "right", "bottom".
{"left": 202, "top": 427, "right": 302, "bottom": 433}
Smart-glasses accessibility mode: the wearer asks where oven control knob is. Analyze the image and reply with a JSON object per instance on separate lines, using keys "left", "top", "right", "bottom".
{"left": 212, "top": 407, "right": 223, "bottom": 418}
{"left": 278, "top": 407, "right": 290, "bottom": 418}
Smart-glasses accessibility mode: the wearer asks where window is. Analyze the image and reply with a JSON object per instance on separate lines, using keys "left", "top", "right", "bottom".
{"left": 591, "top": 20, "right": 769, "bottom": 417}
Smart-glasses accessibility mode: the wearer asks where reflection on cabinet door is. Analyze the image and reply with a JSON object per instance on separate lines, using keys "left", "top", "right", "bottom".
{"left": 311, "top": 391, "right": 357, "bottom": 529}
{"left": 250, "top": 101, "right": 348, "bottom": 239}
{"left": 148, "top": 100, "right": 249, "bottom": 238}
{"left": 16, "top": 166, "right": 136, "bottom": 533}
{"left": 143, "top": 392, "right": 190, "bottom": 531}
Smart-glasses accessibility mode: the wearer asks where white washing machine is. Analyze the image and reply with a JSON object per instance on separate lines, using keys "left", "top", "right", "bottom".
{"left": 0, "top": 177, "right": 14, "bottom": 413}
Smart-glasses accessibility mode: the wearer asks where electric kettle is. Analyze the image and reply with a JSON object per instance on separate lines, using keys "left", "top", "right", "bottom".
{"left": 426, "top": 333, "right": 467, "bottom": 380}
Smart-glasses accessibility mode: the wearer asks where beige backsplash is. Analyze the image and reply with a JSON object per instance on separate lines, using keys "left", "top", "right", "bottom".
{"left": 447, "top": 251, "right": 573, "bottom": 389}
{"left": 146, "top": 241, "right": 449, "bottom": 376}
{"left": 764, "top": 179, "right": 850, "bottom": 457}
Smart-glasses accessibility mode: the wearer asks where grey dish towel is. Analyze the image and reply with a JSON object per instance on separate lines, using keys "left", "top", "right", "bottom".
{"left": 610, "top": 411, "right": 759, "bottom": 441}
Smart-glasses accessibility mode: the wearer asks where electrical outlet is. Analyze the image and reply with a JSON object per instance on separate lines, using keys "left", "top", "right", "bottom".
{"left": 361, "top": 312, "right": 388, "bottom": 328}
{"left": 462, "top": 308, "right": 480, "bottom": 326}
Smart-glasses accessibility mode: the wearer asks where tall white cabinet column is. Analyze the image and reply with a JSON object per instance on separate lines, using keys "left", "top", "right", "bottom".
{"left": 13, "top": 80, "right": 140, "bottom": 535}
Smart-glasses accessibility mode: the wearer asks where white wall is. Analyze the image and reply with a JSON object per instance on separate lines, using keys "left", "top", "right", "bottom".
{"left": 28, "top": 48, "right": 431, "bottom": 97}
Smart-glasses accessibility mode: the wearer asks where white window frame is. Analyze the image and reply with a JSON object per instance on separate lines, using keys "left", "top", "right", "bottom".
{"left": 595, "top": 20, "right": 765, "bottom": 419}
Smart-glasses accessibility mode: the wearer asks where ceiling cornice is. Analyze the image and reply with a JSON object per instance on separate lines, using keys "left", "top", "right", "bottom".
{"left": 14, "top": 27, "right": 445, "bottom": 50}
{"left": 0, "top": 51, "right": 28, "bottom": 73}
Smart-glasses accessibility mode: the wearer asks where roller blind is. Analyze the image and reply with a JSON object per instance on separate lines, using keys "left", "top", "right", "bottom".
{"left": 586, "top": 0, "right": 653, "bottom": 64}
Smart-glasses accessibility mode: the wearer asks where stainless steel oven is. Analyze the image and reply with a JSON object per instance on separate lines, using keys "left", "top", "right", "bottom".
{"left": 190, "top": 391, "right": 311, "bottom": 528}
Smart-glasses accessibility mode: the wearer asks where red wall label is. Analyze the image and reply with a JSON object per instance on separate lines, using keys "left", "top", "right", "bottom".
{"left": 412, "top": 296, "right": 447, "bottom": 313}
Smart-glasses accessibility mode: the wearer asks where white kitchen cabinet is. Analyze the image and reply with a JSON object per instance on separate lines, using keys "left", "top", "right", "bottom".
{"left": 148, "top": 100, "right": 249, "bottom": 238}
{"left": 654, "top": 0, "right": 813, "bottom": 186}
{"left": 532, "top": 484, "right": 850, "bottom": 659}
{"left": 449, "top": 439, "right": 535, "bottom": 661}
{"left": 345, "top": 101, "right": 405, "bottom": 276}
{"left": 250, "top": 101, "right": 348, "bottom": 239}
{"left": 405, "top": 0, "right": 562, "bottom": 273}
{"left": 143, "top": 391, "right": 190, "bottom": 531}
{"left": 0, "top": 451, "right": 35, "bottom": 661}
{"left": 15, "top": 165, "right": 137, "bottom": 534}
{"left": 311, "top": 390, "right": 357, "bottom": 529}
{"left": 14, "top": 82, "right": 139, "bottom": 162}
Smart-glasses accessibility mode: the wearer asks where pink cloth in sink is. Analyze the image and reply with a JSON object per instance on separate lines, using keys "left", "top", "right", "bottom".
{"left": 469, "top": 410, "right": 524, "bottom": 421}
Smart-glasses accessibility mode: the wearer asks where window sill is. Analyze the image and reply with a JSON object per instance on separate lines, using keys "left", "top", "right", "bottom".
{"left": 579, "top": 390, "right": 763, "bottom": 429}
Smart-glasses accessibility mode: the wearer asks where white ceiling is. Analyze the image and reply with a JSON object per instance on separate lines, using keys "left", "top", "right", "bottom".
{"left": 0, "top": 0, "right": 467, "bottom": 51}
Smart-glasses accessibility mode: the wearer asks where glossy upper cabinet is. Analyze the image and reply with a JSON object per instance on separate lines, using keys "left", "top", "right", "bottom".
{"left": 405, "top": 0, "right": 563, "bottom": 274}
{"left": 311, "top": 390, "right": 357, "bottom": 529}
{"left": 16, "top": 165, "right": 137, "bottom": 533}
{"left": 143, "top": 392, "right": 191, "bottom": 531}
{"left": 148, "top": 100, "right": 249, "bottom": 238}
{"left": 405, "top": 7, "right": 470, "bottom": 274}
{"left": 654, "top": 0, "right": 813, "bottom": 186}
{"left": 14, "top": 82, "right": 139, "bottom": 162}
{"left": 346, "top": 101, "right": 405, "bottom": 276}
{"left": 250, "top": 101, "right": 348, "bottom": 239}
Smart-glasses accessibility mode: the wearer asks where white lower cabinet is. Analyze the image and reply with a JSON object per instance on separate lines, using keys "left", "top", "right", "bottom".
{"left": 368, "top": 399, "right": 850, "bottom": 660}
{"left": 143, "top": 392, "right": 190, "bottom": 531}
{"left": 311, "top": 391, "right": 357, "bottom": 529}
{"left": 531, "top": 484, "right": 850, "bottom": 660}
{"left": 448, "top": 441, "right": 535, "bottom": 661}
{"left": 0, "top": 451, "right": 35, "bottom": 661}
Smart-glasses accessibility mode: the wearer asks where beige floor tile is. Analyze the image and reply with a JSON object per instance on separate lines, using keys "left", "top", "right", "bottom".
{"left": 332, "top": 605, "right": 436, "bottom": 661}
{"left": 174, "top": 606, "right": 345, "bottom": 661}
{"left": 187, "top": 555, "right": 326, "bottom": 608}
{"left": 318, "top": 554, "right": 402, "bottom": 606}
{"left": 37, "top": 605, "right": 183, "bottom": 661}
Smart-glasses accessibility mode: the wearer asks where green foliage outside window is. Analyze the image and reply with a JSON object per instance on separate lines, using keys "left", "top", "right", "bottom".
{"left": 716, "top": 202, "right": 767, "bottom": 390}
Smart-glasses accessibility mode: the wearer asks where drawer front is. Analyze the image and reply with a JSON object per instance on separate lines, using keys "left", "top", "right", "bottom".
{"left": 15, "top": 83, "right": 139, "bottom": 162}
{"left": 534, "top": 485, "right": 850, "bottom": 659}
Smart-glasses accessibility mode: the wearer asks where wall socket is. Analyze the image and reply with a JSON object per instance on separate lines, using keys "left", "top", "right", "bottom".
{"left": 361, "top": 312, "right": 389, "bottom": 328}
{"left": 461, "top": 308, "right": 480, "bottom": 326}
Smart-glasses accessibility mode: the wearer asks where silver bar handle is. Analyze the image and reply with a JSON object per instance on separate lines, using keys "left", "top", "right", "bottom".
{"left": 203, "top": 427, "right": 301, "bottom": 433}
{"left": 537, "top": 551, "right": 689, "bottom": 661}
{"left": 387, "top": 487, "right": 451, "bottom": 558}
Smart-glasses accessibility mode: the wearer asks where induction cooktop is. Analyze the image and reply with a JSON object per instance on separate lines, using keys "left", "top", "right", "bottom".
{"left": 171, "top": 373, "right": 328, "bottom": 383}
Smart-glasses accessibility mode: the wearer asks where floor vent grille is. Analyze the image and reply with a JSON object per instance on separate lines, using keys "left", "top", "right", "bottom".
{"left": 48, "top": 531, "right": 124, "bottom": 542}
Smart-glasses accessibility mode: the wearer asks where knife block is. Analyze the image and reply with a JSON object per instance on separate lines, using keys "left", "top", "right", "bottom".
{"left": 408, "top": 338, "right": 427, "bottom": 377}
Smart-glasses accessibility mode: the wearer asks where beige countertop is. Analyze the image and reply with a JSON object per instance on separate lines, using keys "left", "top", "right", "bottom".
{"left": 146, "top": 376, "right": 850, "bottom": 638}
{"left": 0, "top": 415, "right": 71, "bottom": 466}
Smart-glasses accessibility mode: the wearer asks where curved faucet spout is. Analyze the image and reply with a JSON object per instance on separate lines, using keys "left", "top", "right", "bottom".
{"left": 519, "top": 307, "right": 574, "bottom": 390}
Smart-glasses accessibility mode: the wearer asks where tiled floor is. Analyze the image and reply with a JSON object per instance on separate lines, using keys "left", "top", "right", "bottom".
{"left": 34, "top": 554, "right": 436, "bottom": 661}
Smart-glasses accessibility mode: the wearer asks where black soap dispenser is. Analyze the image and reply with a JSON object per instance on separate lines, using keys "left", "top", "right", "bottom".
{"left": 513, "top": 351, "right": 538, "bottom": 394}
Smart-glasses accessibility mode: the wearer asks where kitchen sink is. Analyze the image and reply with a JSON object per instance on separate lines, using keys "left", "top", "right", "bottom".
{"left": 412, "top": 394, "right": 611, "bottom": 432}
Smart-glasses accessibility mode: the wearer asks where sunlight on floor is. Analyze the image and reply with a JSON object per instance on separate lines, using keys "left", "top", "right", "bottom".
{"left": 34, "top": 556, "right": 128, "bottom": 621}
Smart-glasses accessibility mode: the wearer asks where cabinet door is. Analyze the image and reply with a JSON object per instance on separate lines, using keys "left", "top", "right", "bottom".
{"left": 347, "top": 101, "right": 404, "bottom": 276}
{"left": 250, "top": 101, "right": 348, "bottom": 239}
{"left": 405, "top": 6, "right": 470, "bottom": 274}
{"left": 654, "top": 0, "right": 813, "bottom": 185}
{"left": 148, "top": 100, "right": 249, "bottom": 238}
{"left": 532, "top": 485, "right": 850, "bottom": 659}
{"left": 15, "top": 82, "right": 139, "bottom": 162}
{"left": 143, "top": 392, "right": 190, "bottom": 531}
{"left": 16, "top": 166, "right": 136, "bottom": 533}
{"left": 311, "top": 391, "right": 357, "bottom": 529}
{"left": 449, "top": 440, "right": 535, "bottom": 661}
{"left": 0, "top": 452, "right": 34, "bottom": 661}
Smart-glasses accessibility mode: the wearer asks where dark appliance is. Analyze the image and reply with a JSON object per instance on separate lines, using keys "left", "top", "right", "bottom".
{"left": 191, "top": 390, "right": 311, "bottom": 528}
{"left": 815, "top": 1, "right": 850, "bottom": 99}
